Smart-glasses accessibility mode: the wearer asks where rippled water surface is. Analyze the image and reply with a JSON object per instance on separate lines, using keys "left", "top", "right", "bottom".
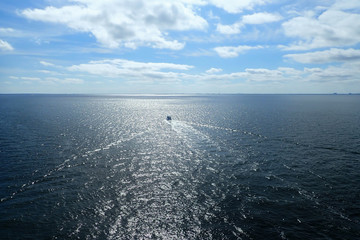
{"left": 1, "top": 94, "right": 360, "bottom": 239}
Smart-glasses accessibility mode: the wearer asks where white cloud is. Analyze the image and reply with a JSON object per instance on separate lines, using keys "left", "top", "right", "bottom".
{"left": 0, "top": 39, "right": 14, "bottom": 51}
{"left": 13, "top": 76, "right": 84, "bottom": 84}
{"left": 21, "top": 77, "right": 41, "bottom": 81}
{"left": 0, "top": 28, "right": 15, "bottom": 34}
{"left": 21, "top": 0, "right": 208, "bottom": 50}
{"left": 63, "top": 57, "right": 360, "bottom": 89}
{"left": 216, "top": 22, "right": 243, "bottom": 34}
{"left": 201, "top": 67, "right": 302, "bottom": 83}
{"left": 208, "top": 0, "right": 268, "bottom": 14}
{"left": 70, "top": 59, "right": 193, "bottom": 72}
{"left": 201, "top": 61, "right": 360, "bottom": 85}
{"left": 331, "top": 0, "right": 360, "bottom": 10}
{"left": 277, "top": 67, "right": 303, "bottom": 76}
{"left": 207, "top": 10, "right": 220, "bottom": 21}
{"left": 216, "top": 12, "right": 282, "bottom": 35}
{"left": 206, "top": 68, "right": 223, "bottom": 74}
{"left": 68, "top": 59, "right": 194, "bottom": 82}
{"left": 40, "top": 61, "right": 55, "bottom": 66}
{"left": 66, "top": 58, "right": 307, "bottom": 84}
{"left": 244, "top": 68, "right": 283, "bottom": 82}
{"left": 284, "top": 48, "right": 360, "bottom": 64}
{"left": 184, "top": 48, "right": 214, "bottom": 57}
{"left": 0, "top": 28, "right": 28, "bottom": 38}
{"left": 204, "top": 64, "right": 360, "bottom": 84}
{"left": 40, "top": 77, "right": 85, "bottom": 84}
{"left": 305, "top": 64, "right": 360, "bottom": 83}
{"left": 242, "top": 12, "right": 282, "bottom": 24}
{"left": 214, "top": 45, "right": 263, "bottom": 58}
{"left": 282, "top": 2, "right": 360, "bottom": 50}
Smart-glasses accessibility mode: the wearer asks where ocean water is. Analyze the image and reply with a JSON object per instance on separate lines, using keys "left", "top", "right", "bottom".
{"left": 0, "top": 94, "right": 360, "bottom": 239}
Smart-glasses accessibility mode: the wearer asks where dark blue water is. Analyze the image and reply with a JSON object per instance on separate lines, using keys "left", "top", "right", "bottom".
{"left": 1, "top": 94, "right": 360, "bottom": 239}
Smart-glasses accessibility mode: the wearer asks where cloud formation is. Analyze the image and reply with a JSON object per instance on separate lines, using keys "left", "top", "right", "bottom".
{"left": 209, "top": 0, "right": 269, "bottom": 14}
{"left": 67, "top": 57, "right": 360, "bottom": 85}
{"left": 0, "top": 28, "right": 15, "bottom": 35}
{"left": 206, "top": 68, "right": 223, "bottom": 74}
{"left": 69, "top": 58, "right": 296, "bottom": 84}
{"left": 40, "top": 61, "right": 55, "bottom": 66}
{"left": 282, "top": 3, "right": 360, "bottom": 50}
{"left": 20, "top": 0, "right": 277, "bottom": 48}
{"left": 14, "top": 76, "right": 84, "bottom": 84}
{"left": 0, "top": 39, "right": 14, "bottom": 51}
{"left": 21, "top": 0, "right": 208, "bottom": 50}
{"left": 242, "top": 12, "right": 282, "bottom": 24}
{"left": 285, "top": 48, "right": 360, "bottom": 64}
{"left": 68, "top": 59, "right": 194, "bottom": 82}
{"left": 217, "top": 12, "right": 282, "bottom": 34}
{"left": 214, "top": 45, "right": 263, "bottom": 58}
{"left": 3, "top": 0, "right": 360, "bottom": 94}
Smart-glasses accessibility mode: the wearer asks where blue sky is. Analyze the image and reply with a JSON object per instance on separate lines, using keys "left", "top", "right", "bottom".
{"left": 0, "top": 0, "right": 360, "bottom": 94}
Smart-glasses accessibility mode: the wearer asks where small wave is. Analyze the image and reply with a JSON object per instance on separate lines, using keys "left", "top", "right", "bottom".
{"left": 183, "top": 121, "right": 360, "bottom": 156}
{"left": 170, "top": 120, "right": 209, "bottom": 140}
{"left": 82, "top": 130, "right": 149, "bottom": 157}
{"left": 1, "top": 130, "right": 150, "bottom": 203}
{"left": 185, "top": 121, "right": 267, "bottom": 139}
{"left": 0, "top": 156, "right": 76, "bottom": 203}
{"left": 167, "top": 120, "right": 217, "bottom": 151}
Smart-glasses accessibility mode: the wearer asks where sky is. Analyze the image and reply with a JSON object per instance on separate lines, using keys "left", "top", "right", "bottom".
{"left": 0, "top": 0, "right": 360, "bottom": 94}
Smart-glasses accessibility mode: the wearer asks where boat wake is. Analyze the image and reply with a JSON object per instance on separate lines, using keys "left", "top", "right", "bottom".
{"left": 0, "top": 129, "right": 151, "bottom": 203}
{"left": 166, "top": 120, "right": 219, "bottom": 152}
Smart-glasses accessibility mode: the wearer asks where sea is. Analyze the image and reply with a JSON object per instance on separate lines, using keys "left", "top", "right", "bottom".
{"left": 0, "top": 94, "right": 359, "bottom": 239}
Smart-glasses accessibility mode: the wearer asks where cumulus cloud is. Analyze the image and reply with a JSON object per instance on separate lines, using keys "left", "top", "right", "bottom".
{"left": 284, "top": 48, "right": 360, "bottom": 64}
{"left": 0, "top": 39, "right": 14, "bottom": 51}
{"left": 66, "top": 58, "right": 304, "bottom": 84}
{"left": 244, "top": 68, "right": 283, "bottom": 82}
{"left": 305, "top": 64, "right": 360, "bottom": 83}
{"left": 204, "top": 65, "right": 360, "bottom": 84}
{"left": 68, "top": 59, "right": 194, "bottom": 82}
{"left": 282, "top": 2, "right": 360, "bottom": 50}
{"left": 69, "top": 59, "right": 193, "bottom": 71}
{"left": 21, "top": 0, "right": 208, "bottom": 50}
{"left": 206, "top": 68, "right": 223, "bottom": 74}
{"left": 201, "top": 67, "right": 302, "bottom": 83}
{"left": 217, "top": 12, "right": 282, "bottom": 34}
{"left": 208, "top": 0, "right": 269, "bottom": 14}
{"left": 242, "top": 12, "right": 282, "bottom": 24}
{"left": 216, "top": 22, "right": 243, "bottom": 34}
{"left": 214, "top": 45, "right": 263, "bottom": 58}
{"left": 65, "top": 57, "right": 360, "bottom": 87}
{"left": 331, "top": 0, "right": 360, "bottom": 10}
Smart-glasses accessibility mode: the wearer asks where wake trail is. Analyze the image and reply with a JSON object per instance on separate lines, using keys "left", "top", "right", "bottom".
{"left": 0, "top": 129, "right": 151, "bottom": 203}
{"left": 166, "top": 120, "right": 217, "bottom": 150}
{"left": 180, "top": 120, "right": 359, "bottom": 224}
{"left": 183, "top": 121, "right": 360, "bottom": 155}
{"left": 82, "top": 130, "right": 149, "bottom": 157}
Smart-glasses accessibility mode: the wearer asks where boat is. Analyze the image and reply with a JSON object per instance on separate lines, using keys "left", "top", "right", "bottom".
{"left": 166, "top": 116, "right": 172, "bottom": 121}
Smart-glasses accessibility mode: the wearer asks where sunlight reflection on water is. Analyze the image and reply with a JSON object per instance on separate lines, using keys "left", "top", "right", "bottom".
{"left": 1, "top": 95, "right": 360, "bottom": 239}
